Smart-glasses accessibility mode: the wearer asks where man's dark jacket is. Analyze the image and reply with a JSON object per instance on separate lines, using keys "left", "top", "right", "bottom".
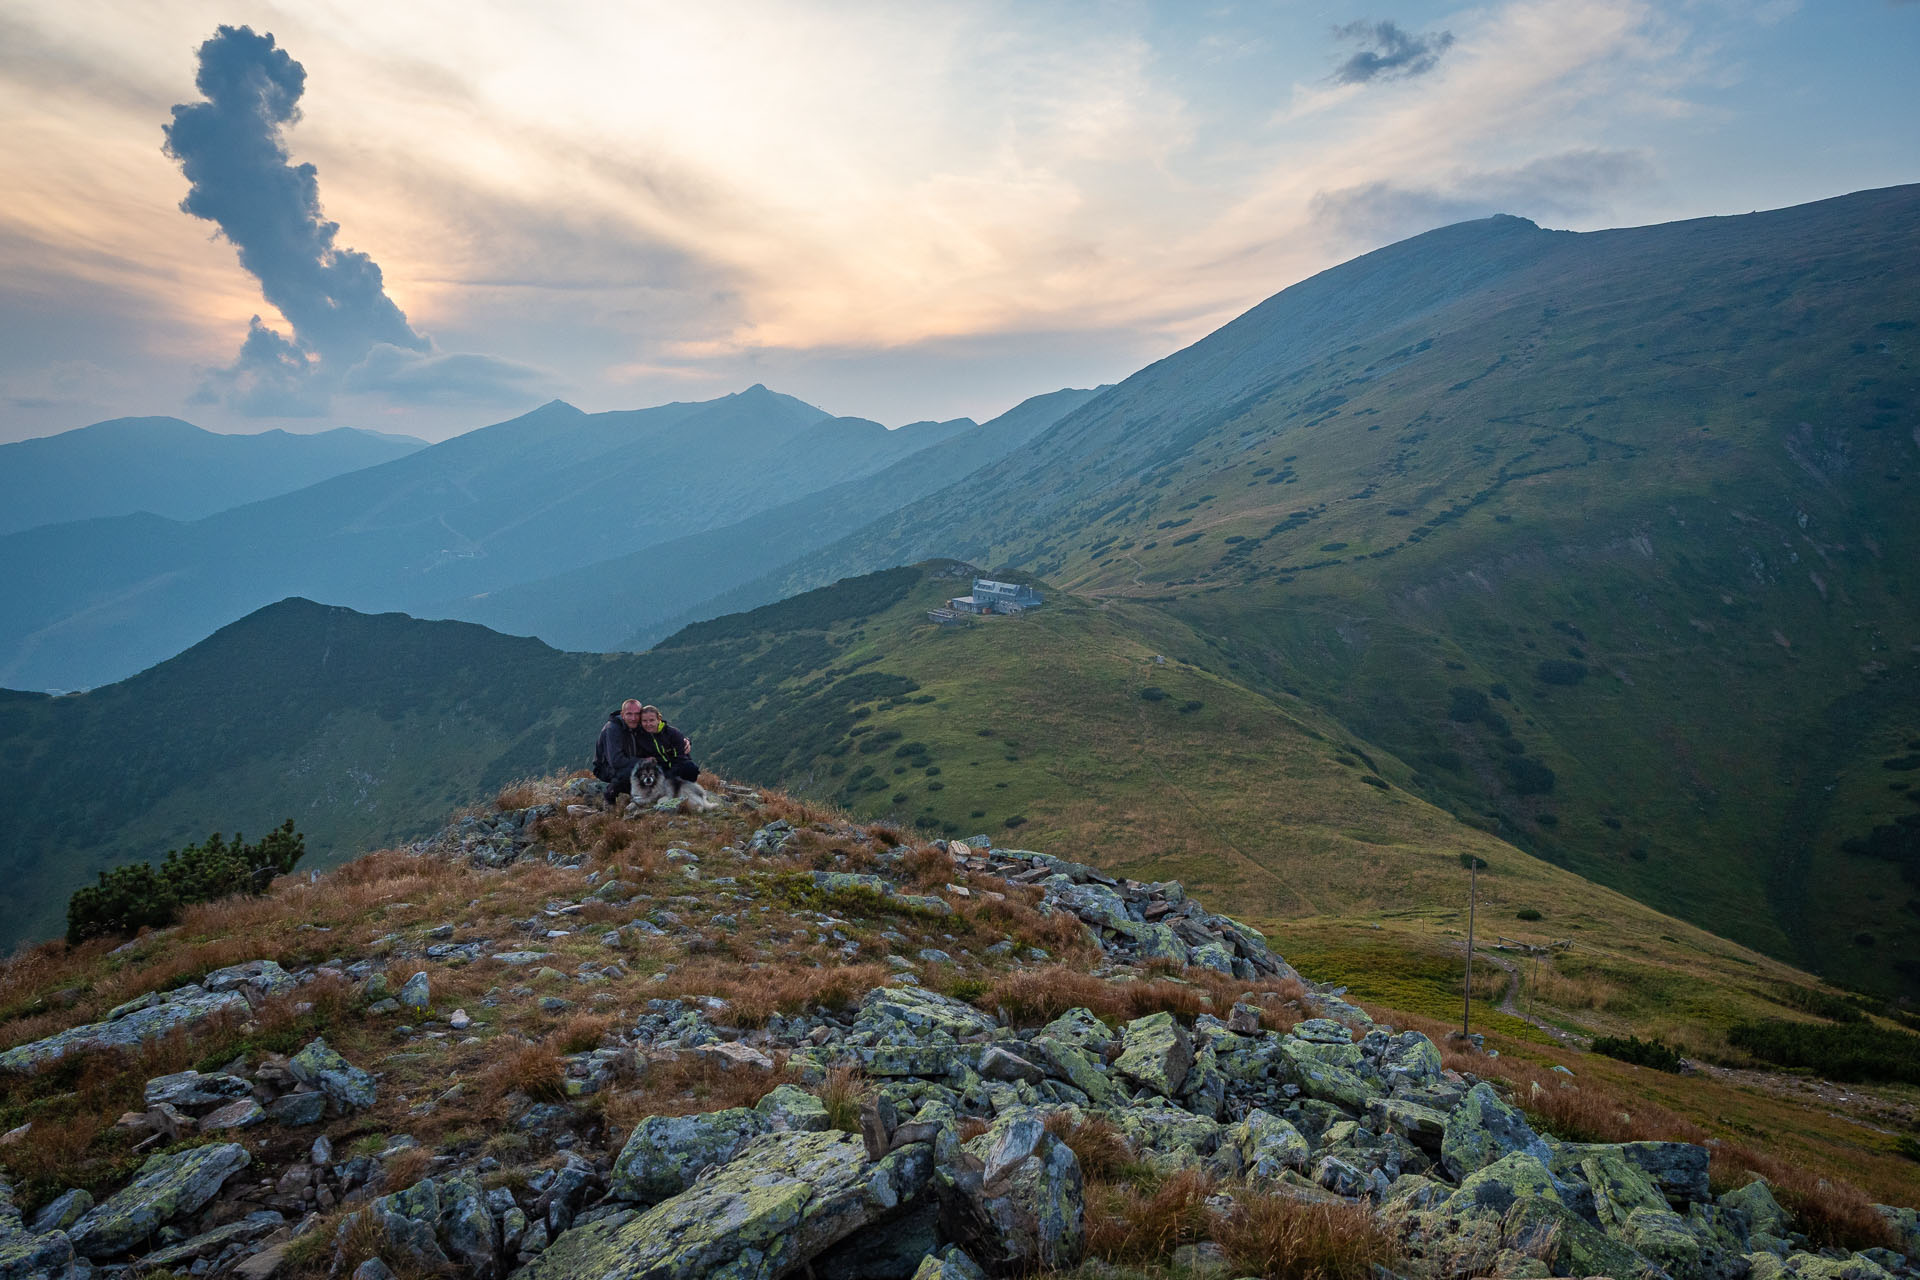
{"left": 593, "top": 711, "right": 691, "bottom": 782}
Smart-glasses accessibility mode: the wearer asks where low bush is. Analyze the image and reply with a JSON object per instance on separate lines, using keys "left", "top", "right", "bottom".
{"left": 1515, "top": 907, "right": 1543, "bottom": 921}
{"left": 1591, "top": 1034, "right": 1683, "bottom": 1072}
{"left": 67, "top": 821, "right": 305, "bottom": 944}
{"left": 1727, "top": 1018, "right": 1920, "bottom": 1083}
{"left": 1535, "top": 659, "right": 1588, "bottom": 686}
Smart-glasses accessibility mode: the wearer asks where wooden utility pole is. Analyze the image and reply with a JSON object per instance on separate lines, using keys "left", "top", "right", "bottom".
{"left": 1462, "top": 856, "right": 1477, "bottom": 1040}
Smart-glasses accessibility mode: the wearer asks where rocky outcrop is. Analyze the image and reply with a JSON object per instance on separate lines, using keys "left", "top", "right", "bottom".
{"left": 0, "top": 986, "right": 248, "bottom": 1074}
{"left": 67, "top": 1142, "right": 250, "bottom": 1258}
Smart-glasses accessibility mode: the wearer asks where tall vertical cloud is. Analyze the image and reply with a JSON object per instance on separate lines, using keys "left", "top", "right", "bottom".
{"left": 163, "top": 25, "right": 545, "bottom": 416}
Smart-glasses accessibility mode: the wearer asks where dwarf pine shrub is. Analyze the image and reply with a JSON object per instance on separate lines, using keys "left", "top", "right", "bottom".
{"left": 66, "top": 820, "right": 305, "bottom": 944}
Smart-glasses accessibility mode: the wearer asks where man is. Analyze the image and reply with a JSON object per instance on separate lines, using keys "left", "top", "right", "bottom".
{"left": 593, "top": 699, "right": 700, "bottom": 807}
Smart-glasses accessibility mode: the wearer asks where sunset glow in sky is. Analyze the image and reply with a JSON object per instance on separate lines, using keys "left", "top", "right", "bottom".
{"left": 2, "top": 0, "right": 1916, "bottom": 442}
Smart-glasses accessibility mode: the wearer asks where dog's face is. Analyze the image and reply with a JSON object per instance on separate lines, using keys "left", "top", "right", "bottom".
{"left": 632, "top": 761, "right": 662, "bottom": 793}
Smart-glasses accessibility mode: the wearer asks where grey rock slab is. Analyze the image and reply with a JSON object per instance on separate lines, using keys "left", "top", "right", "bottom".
{"left": 68, "top": 1141, "right": 250, "bottom": 1258}
{"left": 142, "top": 1069, "right": 252, "bottom": 1111}
{"left": 608, "top": 1106, "right": 769, "bottom": 1204}
{"left": 0, "top": 990, "right": 248, "bottom": 1074}
{"left": 0, "top": 1229, "right": 78, "bottom": 1280}
{"left": 267, "top": 1090, "right": 327, "bottom": 1126}
{"left": 1441, "top": 1081, "right": 1552, "bottom": 1180}
{"left": 198, "top": 1097, "right": 267, "bottom": 1131}
{"left": 912, "top": 1244, "right": 990, "bottom": 1279}
{"left": 1553, "top": 1139, "right": 1712, "bottom": 1206}
{"left": 132, "top": 1208, "right": 283, "bottom": 1270}
{"left": 288, "top": 1037, "right": 377, "bottom": 1112}
{"left": 1112, "top": 1011, "right": 1193, "bottom": 1098}
{"left": 202, "top": 959, "right": 297, "bottom": 1002}
{"left": 936, "top": 1109, "right": 1085, "bottom": 1274}
{"left": 518, "top": 1129, "right": 932, "bottom": 1280}
{"left": 27, "top": 1188, "right": 92, "bottom": 1235}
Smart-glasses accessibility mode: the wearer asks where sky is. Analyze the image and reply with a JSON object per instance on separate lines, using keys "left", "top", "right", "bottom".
{"left": 1, "top": 1, "right": 1915, "bottom": 445}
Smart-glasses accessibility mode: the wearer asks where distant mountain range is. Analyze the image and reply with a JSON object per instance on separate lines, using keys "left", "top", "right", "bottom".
{"left": 0, "top": 416, "right": 424, "bottom": 535}
{"left": 4, "top": 184, "right": 1917, "bottom": 1001}
{"left": 0, "top": 387, "right": 1091, "bottom": 689}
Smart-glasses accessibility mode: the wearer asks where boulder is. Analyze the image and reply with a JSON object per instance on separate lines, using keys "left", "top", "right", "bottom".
{"left": 0, "top": 989, "right": 248, "bottom": 1074}
{"left": 267, "top": 1089, "right": 328, "bottom": 1126}
{"left": 518, "top": 1129, "right": 932, "bottom": 1280}
{"left": 1721, "top": 1177, "right": 1791, "bottom": 1239}
{"left": 1037, "top": 1008, "right": 1116, "bottom": 1056}
{"left": 1229, "top": 1109, "right": 1311, "bottom": 1181}
{"left": 0, "top": 1229, "right": 79, "bottom": 1280}
{"left": 203, "top": 959, "right": 297, "bottom": 1003}
{"left": 399, "top": 972, "right": 432, "bottom": 1009}
{"left": 609, "top": 1106, "right": 770, "bottom": 1203}
{"left": 1555, "top": 1139, "right": 1712, "bottom": 1206}
{"left": 1367, "top": 1098, "right": 1448, "bottom": 1153}
{"left": 1112, "top": 1012, "right": 1193, "bottom": 1098}
{"left": 755, "top": 1083, "right": 832, "bottom": 1132}
{"left": 1440, "top": 1081, "right": 1551, "bottom": 1180}
{"left": 912, "top": 1245, "right": 989, "bottom": 1279}
{"left": 1030, "top": 1035, "right": 1115, "bottom": 1106}
{"left": 143, "top": 1069, "right": 252, "bottom": 1112}
{"left": 1277, "top": 1039, "right": 1379, "bottom": 1111}
{"left": 130, "top": 1209, "right": 283, "bottom": 1272}
{"left": 1501, "top": 1194, "right": 1664, "bottom": 1280}
{"left": 936, "top": 1111, "right": 1085, "bottom": 1275}
{"left": 1446, "top": 1151, "right": 1562, "bottom": 1219}
{"left": 288, "top": 1037, "right": 377, "bottom": 1112}
{"left": 67, "top": 1141, "right": 250, "bottom": 1258}
{"left": 26, "top": 1189, "right": 92, "bottom": 1235}
{"left": 857, "top": 987, "right": 998, "bottom": 1041}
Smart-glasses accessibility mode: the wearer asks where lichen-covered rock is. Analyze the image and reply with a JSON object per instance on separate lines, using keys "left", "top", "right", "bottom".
{"left": 518, "top": 1129, "right": 932, "bottom": 1280}
{"left": 1229, "top": 1108, "right": 1311, "bottom": 1181}
{"left": 131, "top": 1209, "right": 284, "bottom": 1272}
{"left": 1111, "top": 1100, "right": 1225, "bottom": 1172}
{"left": 67, "top": 1141, "right": 250, "bottom": 1258}
{"left": 1030, "top": 1035, "right": 1115, "bottom": 1106}
{"left": 1873, "top": 1204, "right": 1918, "bottom": 1258}
{"left": 1721, "top": 1177, "right": 1791, "bottom": 1239}
{"left": 913, "top": 1244, "right": 989, "bottom": 1279}
{"left": 0, "top": 989, "right": 248, "bottom": 1074}
{"left": 1747, "top": 1252, "right": 1900, "bottom": 1280}
{"left": 1277, "top": 1038, "right": 1379, "bottom": 1111}
{"left": 143, "top": 1068, "right": 252, "bottom": 1111}
{"left": 399, "top": 972, "right": 432, "bottom": 1009}
{"left": 202, "top": 959, "right": 296, "bottom": 1003}
{"left": 1501, "top": 1195, "right": 1663, "bottom": 1280}
{"left": 1440, "top": 1081, "right": 1551, "bottom": 1180}
{"left": 1367, "top": 1098, "right": 1448, "bottom": 1152}
{"left": 267, "top": 1089, "right": 327, "bottom": 1126}
{"left": 936, "top": 1111, "right": 1084, "bottom": 1275}
{"left": 1583, "top": 1148, "right": 1708, "bottom": 1278}
{"left": 288, "top": 1037, "right": 377, "bottom": 1112}
{"left": 1112, "top": 1011, "right": 1192, "bottom": 1098}
{"left": 1554, "top": 1138, "right": 1713, "bottom": 1206}
{"left": 609, "top": 1106, "right": 771, "bottom": 1203}
{"left": 857, "top": 987, "right": 997, "bottom": 1041}
{"left": 1038, "top": 1008, "right": 1116, "bottom": 1056}
{"left": 0, "top": 1228, "right": 79, "bottom": 1280}
{"left": 26, "top": 1189, "right": 92, "bottom": 1235}
{"left": 1446, "top": 1151, "right": 1562, "bottom": 1219}
{"left": 756, "top": 1083, "right": 831, "bottom": 1132}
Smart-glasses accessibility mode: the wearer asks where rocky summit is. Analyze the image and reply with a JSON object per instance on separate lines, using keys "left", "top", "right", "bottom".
{"left": 0, "top": 775, "right": 1915, "bottom": 1279}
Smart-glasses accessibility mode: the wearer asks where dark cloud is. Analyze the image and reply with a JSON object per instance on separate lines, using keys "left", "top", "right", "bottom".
{"left": 162, "top": 25, "right": 549, "bottom": 417}
{"left": 1310, "top": 150, "right": 1656, "bottom": 245}
{"left": 342, "top": 345, "right": 551, "bottom": 407}
{"left": 1331, "top": 19, "right": 1455, "bottom": 84}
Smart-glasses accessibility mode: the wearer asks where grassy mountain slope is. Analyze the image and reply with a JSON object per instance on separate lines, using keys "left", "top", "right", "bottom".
{"left": 0, "top": 566, "right": 1866, "bottom": 1071}
{"left": 442, "top": 387, "right": 1100, "bottom": 652}
{"left": 0, "top": 417, "right": 425, "bottom": 536}
{"left": 0, "top": 387, "right": 975, "bottom": 692}
{"left": 651, "top": 186, "right": 1920, "bottom": 996}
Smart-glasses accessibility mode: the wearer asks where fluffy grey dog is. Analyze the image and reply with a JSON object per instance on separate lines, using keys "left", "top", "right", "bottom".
{"left": 629, "top": 759, "right": 716, "bottom": 812}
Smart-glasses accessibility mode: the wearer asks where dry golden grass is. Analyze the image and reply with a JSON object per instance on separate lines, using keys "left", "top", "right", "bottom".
{"left": 954, "top": 1115, "right": 991, "bottom": 1144}
{"left": 1043, "top": 1111, "right": 1136, "bottom": 1181}
{"left": 1214, "top": 1192, "right": 1401, "bottom": 1280}
{"left": 601, "top": 1052, "right": 784, "bottom": 1127}
{"left": 1528, "top": 962, "right": 1626, "bottom": 1012}
{"left": 658, "top": 961, "right": 891, "bottom": 1029}
{"left": 1084, "top": 1168, "right": 1217, "bottom": 1264}
{"left": 901, "top": 844, "right": 955, "bottom": 890}
{"left": 1712, "top": 1141, "right": 1899, "bottom": 1252}
{"left": 550, "top": 1013, "right": 616, "bottom": 1055}
{"left": 981, "top": 964, "right": 1310, "bottom": 1031}
{"left": 492, "top": 778, "right": 549, "bottom": 812}
{"left": 479, "top": 1039, "right": 567, "bottom": 1105}
{"left": 814, "top": 1064, "right": 870, "bottom": 1133}
{"left": 381, "top": 1145, "right": 435, "bottom": 1194}
{"left": 325, "top": 1206, "right": 450, "bottom": 1280}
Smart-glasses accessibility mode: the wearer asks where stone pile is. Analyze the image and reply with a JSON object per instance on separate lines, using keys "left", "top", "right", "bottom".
{"left": 2, "top": 800, "right": 1916, "bottom": 1280}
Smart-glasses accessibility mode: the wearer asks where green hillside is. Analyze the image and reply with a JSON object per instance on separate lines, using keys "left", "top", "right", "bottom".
{"left": 662, "top": 187, "right": 1920, "bottom": 997}
{"left": 2, "top": 567, "right": 1857, "bottom": 1072}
